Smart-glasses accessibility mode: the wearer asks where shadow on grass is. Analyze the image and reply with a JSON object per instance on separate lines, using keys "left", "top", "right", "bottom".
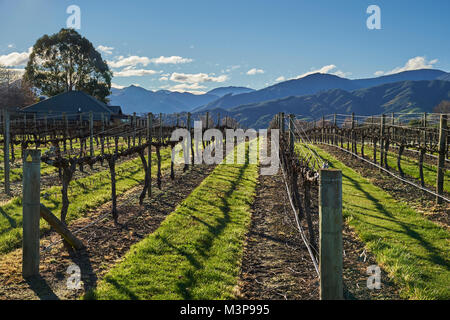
{"left": 323, "top": 153, "right": 449, "bottom": 270}
{"left": 0, "top": 207, "right": 17, "bottom": 234}
{"left": 165, "top": 148, "right": 252, "bottom": 299}
{"left": 342, "top": 172, "right": 449, "bottom": 271}
{"left": 103, "top": 277, "right": 139, "bottom": 300}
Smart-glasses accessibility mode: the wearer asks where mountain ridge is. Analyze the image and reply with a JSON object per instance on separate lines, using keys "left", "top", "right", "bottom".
{"left": 199, "top": 69, "right": 449, "bottom": 112}
{"left": 108, "top": 69, "right": 449, "bottom": 118}
{"left": 196, "top": 80, "right": 450, "bottom": 129}
{"left": 108, "top": 85, "right": 255, "bottom": 114}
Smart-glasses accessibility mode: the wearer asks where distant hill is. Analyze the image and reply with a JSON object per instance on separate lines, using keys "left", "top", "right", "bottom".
{"left": 108, "top": 85, "right": 255, "bottom": 114}
{"left": 200, "top": 69, "right": 449, "bottom": 112}
{"left": 206, "top": 80, "right": 450, "bottom": 128}
{"left": 353, "top": 69, "right": 447, "bottom": 88}
{"left": 197, "top": 73, "right": 359, "bottom": 112}
{"left": 108, "top": 70, "right": 449, "bottom": 117}
{"left": 437, "top": 73, "right": 450, "bottom": 81}
{"left": 108, "top": 85, "right": 219, "bottom": 114}
{"left": 206, "top": 86, "right": 255, "bottom": 97}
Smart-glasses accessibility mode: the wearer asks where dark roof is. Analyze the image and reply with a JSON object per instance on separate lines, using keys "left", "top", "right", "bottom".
{"left": 22, "top": 91, "right": 120, "bottom": 120}
{"left": 106, "top": 105, "right": 122, "bottom": 114}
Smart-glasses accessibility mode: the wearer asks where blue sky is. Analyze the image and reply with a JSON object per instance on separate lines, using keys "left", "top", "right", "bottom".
{"left": 1, "top": 0, "right": 449, "bottom": 93}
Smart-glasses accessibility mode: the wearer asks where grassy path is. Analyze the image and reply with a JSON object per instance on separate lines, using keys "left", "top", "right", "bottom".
{"left": 0, "top": 148, "right": 172, "bottom": 256}
{"left": 88, "top": 144, "right": 258, "bottom": 300}
{"left": 307, "top": 144, "right": 449, "bottom": 299}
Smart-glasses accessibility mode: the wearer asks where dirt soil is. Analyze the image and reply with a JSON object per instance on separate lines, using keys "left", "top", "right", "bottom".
{"left": 0, "top": 163, "right": 214, "bottom": 300}
{"left": 238, "top": 167, "right": 401, "bottom": 300}
{"left": 321, "top": 144, "right": 449, "bottom": 229}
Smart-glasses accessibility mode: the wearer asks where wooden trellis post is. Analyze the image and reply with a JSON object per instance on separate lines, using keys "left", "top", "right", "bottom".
{"left": 188, "top": 112, "right": 194, "bottom": 167}
{"left": 147, "top": 113, "right": 152, "bottom": 198}
{"left": 133, "top": 112, "right": 136, "bottom": 147}
{"left": 333, "top": 113, "right": 337, "bottom": 146}
{"left": 3, "top": 109, "right": 11, "bottom": 195}
{"left": 391, "top": 112, "right": 395, "bottom": 142}
{"left": 127, "top": 115, "right": 131, "bottom": 149}
{"left": 63, "top": 113, "right": 68, "bottom": 153}
{"left": 186, "top": 112, "right": 192, "bottom": 170}
{"left": 157, "top": 113, "right": 162, "bottom": 189}
{"left": 159, "top": 113, "right": 163, "bottom": 142}
{"left": 22, "top": 149, "right": 41, "bottom": 277}
{"left": 436, "top": 114, "right": 448, "bottom": 204}
{"left": 321, "top": 115, "right": 325, "bottom": 143}
{"left": 423, "top": 112, "right": 428, "bottom": 148}
{"left": 89, "top": 111, "right": 94, "bottom": 157}
{"left": 372, "top": 116, "right": 377, "bottom": 164}
{"left": 380, "top": 114, "right": 385, "bottom": 170}
{"left": 319, "top": 169, "right": 343, "bottom": 300}
{"left": 289, "top": 114, "right": 294, "bottom": 154}
{"left": 101, "top": 113, "right": 105, "bottom": 159}
{"left": 351, "top": 113, "right": 355, "bottom": 155}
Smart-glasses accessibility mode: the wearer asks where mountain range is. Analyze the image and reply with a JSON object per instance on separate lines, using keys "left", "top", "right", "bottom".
{"left": 198, "top": 80, "right": 450, "bottom": 128}
{"left": 108, "top": 85, "right": 254, "bottom": 114}
{"left": 195, "top": 69, "right": 447, "bottom": 112}
{"left": 108, "top": 69, "right": 450, "bottom": 128}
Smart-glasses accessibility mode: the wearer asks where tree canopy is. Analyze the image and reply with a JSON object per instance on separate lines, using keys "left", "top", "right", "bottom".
{"left": 433, "top": 100, "right": 450, "bottom": 113}
{"left": 0, "top": 65, "right": 36, "bottom": 110}
{"left": 24, "top": 28, "right": 112, "bottom": 103}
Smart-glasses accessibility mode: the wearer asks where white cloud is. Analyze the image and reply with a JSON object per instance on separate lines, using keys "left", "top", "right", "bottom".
{"left": 294, "top": 64, "right": 352, "bottom": 79}
{"left": 297, "top": 65, "right": 337, "bottom": 78}
{"left": 332, "top": 70, "right": 352, "bottom": 78}
{"left": 149, "top": 56, "right": 193, "bottom": 64}
{"left": 375, "top": 56, "right": 438, "bottom": 76}
{"left": 7, "top": 44, "right": 15, "bottom": 48}
{"left": 114, "top": 68, "right": 159, "bottom": 77}
{"left": 159, "top": 76, "right": 169, "bottom": 81}
{"left": 108, "top": 55, "right": 151, "bottom": 68}
{"left": 274, "top": 65, "right": 350, "bottom": 81}
{"left": 170, "top": 72, "right": 228, "bottom": 84}
{"left": 224, "top": 65, "right": 241, "bottom": 73}
{"left": 168, "top": 83, "right": 207, "bottom": 94}
{"left": 111, "top": 83, "right": 125, "bottom": 89}
{"left": 0, "top": 47, "right": 32, "bottom": 67}
{"left": 108, "top": 55, "right": 193, "bottom": 68}
{"left": 247, "top": 68, "right": 265, "bottom": 75}
{"left": 97, "top": 45, "right": 114, "bottom": 55}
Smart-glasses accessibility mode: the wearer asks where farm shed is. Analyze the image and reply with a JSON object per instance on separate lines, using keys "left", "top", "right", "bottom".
{"left": 21, "top": 90, "right": 124, "bottom": 122}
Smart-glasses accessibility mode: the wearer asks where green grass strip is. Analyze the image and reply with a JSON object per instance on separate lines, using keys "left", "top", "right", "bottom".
{"left": 0, "top": 148, "right": 172, "bottom": 256}
{"left": 355, "top": 143, "right": 450, "bottom": 193}
{"left": 87, "top": 144, "right": 258, "bottom": 300}
{"left": 305, "top": 144, "right": 450, "bottom": 300}
{"left": 0, "top": 138, "right": 129, "bottom": 183}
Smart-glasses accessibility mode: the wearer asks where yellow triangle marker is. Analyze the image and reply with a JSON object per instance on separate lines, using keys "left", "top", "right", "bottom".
{"left": 26, "top": 154, "right": 33, "bottom": 162}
